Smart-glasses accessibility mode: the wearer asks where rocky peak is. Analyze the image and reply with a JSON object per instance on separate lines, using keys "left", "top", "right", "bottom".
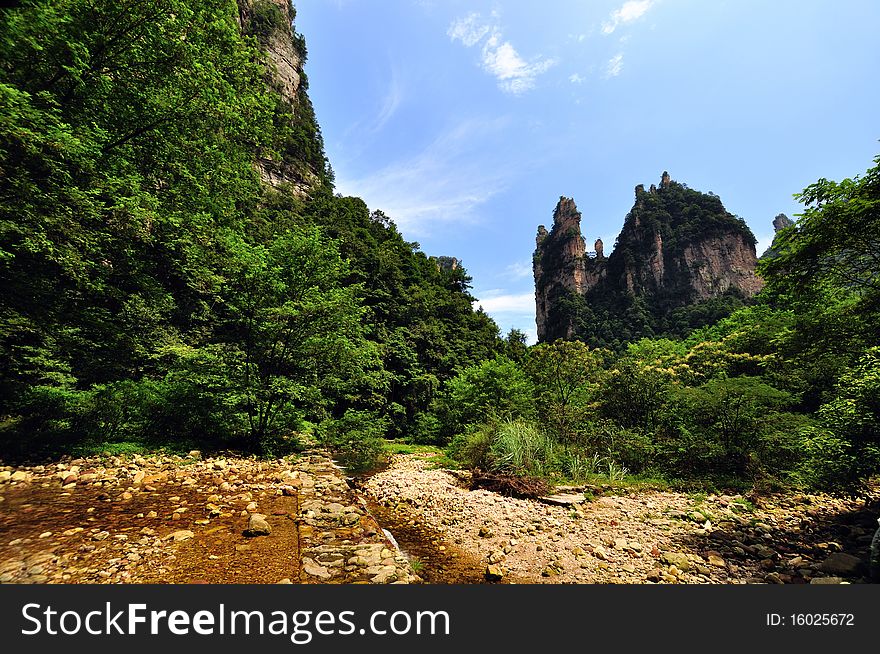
{"left": 773, "top": 213, "right": 794, "bottom": 232}
{"left": 761, "top": 213, "right": 797, "bottom": 260}
{"left": 534, "top": 173, "right": 762, "bottom": 345}
{"left": 553, "top": 197, "right": 582, "bottom": 231}
{"left": 434, "top": 256, "right": 461, "bottom": 273}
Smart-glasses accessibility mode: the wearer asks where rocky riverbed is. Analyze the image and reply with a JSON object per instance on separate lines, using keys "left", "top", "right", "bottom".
{"left": 0, "top": 451, "right": 415, "bottom": 585}
{"left": 364, "top": 454, "right": 879, "bottom": 584}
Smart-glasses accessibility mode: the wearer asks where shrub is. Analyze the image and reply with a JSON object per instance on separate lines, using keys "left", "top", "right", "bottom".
{"left": 526, "top": 341, "right": 608, "bottom": 441}
{"left": 410, "top": 412, "right": 441, "bottom": 445}
{"left": 488, "top": 420, "right": 555, "bottom": 477}
{"left": 596, "top": 360, "right": 671, "bottom": 433}
{"left": 586, "top": 419, "right": 655, "bottom": 473}
{"left": 434, "top": 356, "right": 535, "bottom": 442}
{"left": 446, "top": 424, "right": 494, "bottom": 470}
{"left": 317, "top": 409, "right": 387, "bottom": 472}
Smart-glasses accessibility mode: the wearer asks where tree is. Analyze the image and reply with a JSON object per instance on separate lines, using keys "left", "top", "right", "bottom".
{"left": 760, "top": 154, "right": 880, "bottom": 303}
{"left": 525, "top": 341, "right": 608, "bottom": 441}
{"left": 503, "top": 328, "right": 529, "bottom": 363}
{"left": 219, "top": 228, "right": 377, "bottom": 452}
{"left": 434, "top": 355, "right": 535, "bottom": 442}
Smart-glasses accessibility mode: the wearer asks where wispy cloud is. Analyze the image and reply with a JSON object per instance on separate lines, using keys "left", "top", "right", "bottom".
{"left": 448, "top": 12, "right": 492, "bottom": 47}
{"left": 335, "top": 119, "right": 517, "bottom": 236}
{"left": 448, "top": 12, "right": 557, "bottom": 95}
{"left": 569, "top": 73, "right": 585, "bottom": 84}
{"left": 369, "top": 68, "right": 402, "bottom": 134}
{"left": 604, "top": 53, "right": 624, "bottom": 78}
{"left": 602, "top": 0, "right": 654, "bottom": 35}
{"left": 503, "top": 260, "right": 534, "bottom": 280}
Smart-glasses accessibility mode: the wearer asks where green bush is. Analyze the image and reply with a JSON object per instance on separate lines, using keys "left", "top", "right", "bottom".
{"left": 434, "top": 355, "right": 535, "bottom": 442}
{"left": 586, "top": 419, "right": 655, "bottom": 473}
{"left": 446, "top": 424, "right": 495, "bottom": 470}
{"left": 797, "top": 347, "right": 880, "bottom": 491}
{"left": 596, "top": 360, "right": 671, "bottom": 433}
{"left": 410, "top": 412, "right": 441, "bottom": 444}
{"left": 317, "top": 409, "right": 387, "bottom": 472}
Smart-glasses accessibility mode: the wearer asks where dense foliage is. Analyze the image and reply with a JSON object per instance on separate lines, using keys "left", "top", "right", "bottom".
{"left": 0, "top": 0, "right": 500, "bottom": 462}
{"left": 1, "top": 1, "right": 876, "bottom": 494}
{"left": 437, "top": 156, "right": 880, "bottom": 494}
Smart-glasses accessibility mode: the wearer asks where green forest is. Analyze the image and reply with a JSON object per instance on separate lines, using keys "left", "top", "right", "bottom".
{"left": 1, "top": 0, "right": 878, "bottom": 496}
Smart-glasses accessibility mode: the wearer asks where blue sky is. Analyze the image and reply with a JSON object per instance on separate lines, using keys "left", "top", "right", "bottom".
{"left": 295, "top": 1, "right": 880, "bottom": 343}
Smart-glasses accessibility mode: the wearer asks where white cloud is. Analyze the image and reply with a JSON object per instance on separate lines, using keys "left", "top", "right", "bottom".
{"left": 604, "top": 53, "right": 624, "bottom": 78}
{"left": 569, "top": 73, "right": 585, "bottom": 84}
{"left": 601, "top": 0, "right": 654, "bottom": 35}
{"left": 448, "top": 13, "right": 557, "bottom": 95}
{"left": 472, "top": 290, "right": 538, "bottom": 344}
{"left": 472, "top": 292, "right": 534, "bottom": 314}
{"left": 334, "top": 119, "right": 516, "bottom": 236}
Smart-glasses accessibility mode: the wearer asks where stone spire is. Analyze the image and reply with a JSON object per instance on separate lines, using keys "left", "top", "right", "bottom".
{"left": 594, "top": 238, "right": 605, "bottom": 258}
{"left": 773, "top": 213, "right": 794, "bottom": 232}
{"left": 660, "top": 171, "right": 671, "bottom": 189}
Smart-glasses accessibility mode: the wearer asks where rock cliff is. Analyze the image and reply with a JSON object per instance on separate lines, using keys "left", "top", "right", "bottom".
{"left": 237, "top": 0, "right": 325, "bottom": 193}
{"left": 534, "top": 173, "right": 763, "bottom": 346}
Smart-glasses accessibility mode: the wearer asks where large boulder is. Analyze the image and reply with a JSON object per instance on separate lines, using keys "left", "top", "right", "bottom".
{"left": 245, "top": 513, "right": 272, "bottom": 537}
{"left": 818, "top": 552, "right": 863, "bottom": 576}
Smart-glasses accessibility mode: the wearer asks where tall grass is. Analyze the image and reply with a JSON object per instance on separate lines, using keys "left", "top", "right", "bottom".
{"left": 489, "top": 420, "right": 555, "bottom": 477}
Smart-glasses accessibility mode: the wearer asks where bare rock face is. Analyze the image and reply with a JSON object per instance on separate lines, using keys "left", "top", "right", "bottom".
{"left": 773, "top": 213, "right": 794, "bottom": 232}
{"left": 533, "top": 173, "right": 763, "bottom": 344}
{"left": 681, "top": 234, "right": 764, "bottom": 299}
{"left": 534, "top": 197, "right": 603, "bottom": 340}
{"left": 237, "top": 0, "right": 320, "bottom": 193}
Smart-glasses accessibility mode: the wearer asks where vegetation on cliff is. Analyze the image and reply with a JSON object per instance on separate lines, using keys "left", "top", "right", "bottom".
{"left": 0, "top": 0, "right": 500, "bottom": 463}
{"left": 535, "top": 176, "right": 761, "bottom": 348}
